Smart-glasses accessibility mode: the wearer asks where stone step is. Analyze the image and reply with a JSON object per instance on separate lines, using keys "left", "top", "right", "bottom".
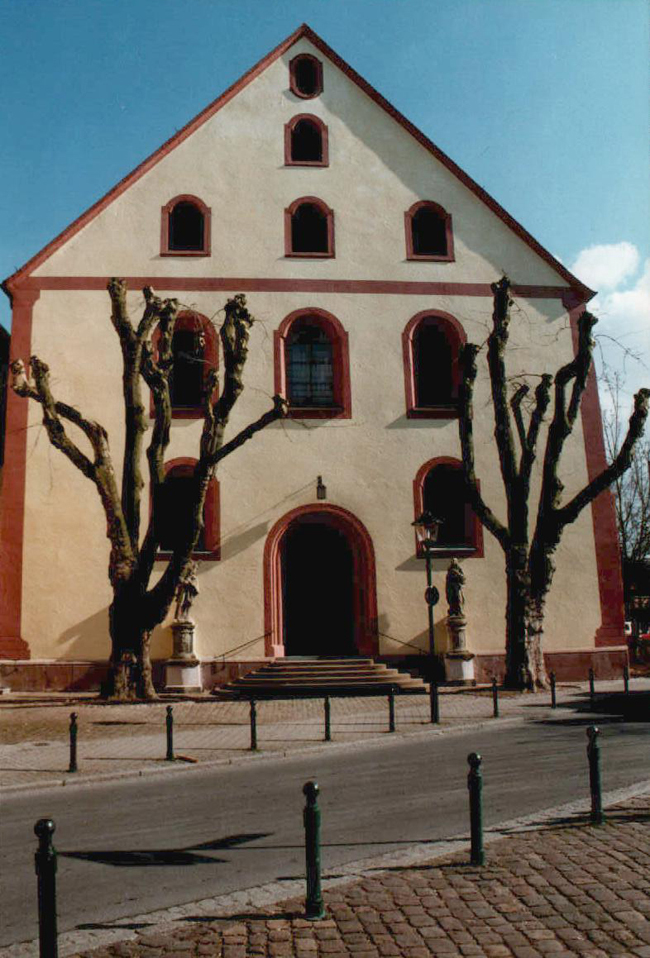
{"left": 212, "top": 657, "right": 429, "bottom": 699}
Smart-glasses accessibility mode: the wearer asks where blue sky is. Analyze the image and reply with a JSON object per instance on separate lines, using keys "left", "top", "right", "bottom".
{"left": 1, "top": 0, "right": 648, "bottom": 394}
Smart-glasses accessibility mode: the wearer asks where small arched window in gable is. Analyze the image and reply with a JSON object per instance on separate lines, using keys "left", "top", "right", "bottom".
{"left": 285, "top": 115, "right": 328, "bottom": 166}
{"left": 405, "top": 201, "right": 454, "bottom": 261}
{"left": 289, "top": 54, "right": 323, "bottom": 98}
{"left": 286, "top": 197, "right": 334, "bottom": 257}
{"left": 157, "top": 459, "right": 220, "bottom": 559}
{"left": 413, "top": 458, "right": 483, "bottom": 557}
{"left": 402, "top": 311, "right": 466, "bottom": 418}
{"left": 161, "top": 195, "right": 211, "bottom": 256}
{"left": 151, "top": 311, "right": 218, "bottom": 419}
{"left": 274, "top": 309, "right": 351, "bottom": 419}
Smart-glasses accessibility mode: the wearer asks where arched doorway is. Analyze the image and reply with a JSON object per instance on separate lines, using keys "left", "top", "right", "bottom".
{"left": 264, "top": 504, "right": 378, "bottom": 658}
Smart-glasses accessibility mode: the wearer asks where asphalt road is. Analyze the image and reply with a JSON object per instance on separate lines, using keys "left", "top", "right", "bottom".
{"left": 2, "top": 713, "right": 649, "bottom": 947}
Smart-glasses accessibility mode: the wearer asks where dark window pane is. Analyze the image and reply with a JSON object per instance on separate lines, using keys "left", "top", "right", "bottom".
{"left": 412, "top": 207, "right": 447, "bottom": 256}
{"left": 291, "top": 120, "right": 323, "bottom": 162}
{"left": 159, "top": 473, "right": 206, "bottom": 552}
{"left": 294, "top": 57, "right": 319, "bottom": 96}
{"left": 169, "top": 202, "right": 204, "bottom": 251}
{"left": 287, "top": 323, "right": 334, "bottom": 407}
{"left": 423, "top": 466, "right": 469, "bottom": 546}
{"left": 291, "top": 203, "right": 328, "bottom": 253}
{"left": 414, "top": 321, "right": 455, "bottom": 406}
{"left": 170, "top": 329, "right": 204, "bottom": 408}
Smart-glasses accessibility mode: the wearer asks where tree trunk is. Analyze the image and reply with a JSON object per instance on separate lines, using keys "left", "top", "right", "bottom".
{"left": 504, "top": 546, "right": 531, "bottom": 689}
{"left": 524, "top": 597, "right": 549, "bottom": 689}
{"left": 104, "top": 593, "right": 158, "bottom": 701}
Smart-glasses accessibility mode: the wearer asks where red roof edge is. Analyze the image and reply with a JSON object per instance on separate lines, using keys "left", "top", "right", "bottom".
{"left": 4, "top": 22, "right": 595, "bottom": 302}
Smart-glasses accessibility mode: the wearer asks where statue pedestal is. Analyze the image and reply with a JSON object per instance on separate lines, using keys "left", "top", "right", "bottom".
{"left": 444, "top": 650, "right": 476, "bottom": 685}
{"left": 165, "top": 620, "right": 202, "bottom": 694}
{"left": 445, "top": 614, "right": 475, "bottom": 686}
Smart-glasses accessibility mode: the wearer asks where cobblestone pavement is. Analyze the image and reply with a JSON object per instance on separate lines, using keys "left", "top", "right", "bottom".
{"left": 59, "top": 791, "right": 650, "bottom": 958}
{"left": 0, "top": 681, "right": 646, "bottom": 791}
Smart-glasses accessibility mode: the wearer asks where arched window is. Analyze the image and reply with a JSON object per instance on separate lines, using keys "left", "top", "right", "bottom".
{"left": 150, "top": 311, "right": 218, "bottom": 419}
{"left": 405, "top": 201, "right": 454, "bottom": 261}
{"left": 161, "top": 195, "right": 211, "bottom": 256}
{"left": 413, "top": 458, "right": 483, "bottom": 557}
{"left": 285, "top": 115, "right": 328, "bottom": 166}
{"left": 289, "top": 54, "right": 323, "bottom": 98}
{"left": 286, "top": 197, "right": 334, "bottom": 257}
{"left": 157, "top": 459, "right": 220, "bottom": 559}
{"left": 274, "top": 309, "right": 351, "bottom": 419}
{"left": 402, "top": 311, "right": 466, "bottom": 418}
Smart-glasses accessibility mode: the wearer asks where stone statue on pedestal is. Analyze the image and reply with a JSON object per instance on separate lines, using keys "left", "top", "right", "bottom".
{"left": 444, "top": 558, "right": 475, "bottom": 685}
{"left": 166, "top": 561, "right": 203, "bottom": 692}
{"left": 174, "top": 561, "right": 199, "bottom": 623}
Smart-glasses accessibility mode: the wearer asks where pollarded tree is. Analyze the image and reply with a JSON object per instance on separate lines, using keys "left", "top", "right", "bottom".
{"left": 11, "top": 280, "right": 286, "bottom": 700}
{"left": 459, "top": 277, "right": 649, "bottom": 689}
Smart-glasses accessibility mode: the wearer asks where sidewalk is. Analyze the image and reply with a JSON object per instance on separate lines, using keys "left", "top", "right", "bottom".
{"left": 0, "top": 680, "right": 647, "bottom": 792}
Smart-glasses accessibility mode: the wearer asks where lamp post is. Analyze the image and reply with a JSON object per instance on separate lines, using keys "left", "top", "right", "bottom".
{"left": 412, "top": 511, "right": 442, "bottom": 677}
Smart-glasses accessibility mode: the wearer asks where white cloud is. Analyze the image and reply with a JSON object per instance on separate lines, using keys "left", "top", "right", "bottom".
{"left": 570, "top": 246, "right": 650, "bottom": 417}
{"left": 571, "top": 241, "right": 640, "bottom": 292}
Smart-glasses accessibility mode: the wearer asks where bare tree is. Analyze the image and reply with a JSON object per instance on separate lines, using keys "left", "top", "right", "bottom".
{"left": 11, "top": 280, "right": 286, "bottom": 700}
{"left": 459, "top": 277, "right": 649, "bottom": 689}
{"left": 601, "top": 370, "right": 650, "bottom": 565}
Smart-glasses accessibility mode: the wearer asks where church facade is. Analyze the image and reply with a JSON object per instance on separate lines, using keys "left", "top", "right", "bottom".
{"left": 0, "top": 25, "right": 626, "bottom": 690}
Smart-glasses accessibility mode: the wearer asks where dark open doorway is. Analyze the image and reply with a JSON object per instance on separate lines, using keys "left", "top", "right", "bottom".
{"left": 281, "top": 519, "right": 356, "bottom": 656}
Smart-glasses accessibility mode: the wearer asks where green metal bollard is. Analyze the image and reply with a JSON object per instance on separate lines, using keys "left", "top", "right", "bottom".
{"left": 623, "top": 663, "right": 630, "bottom": 695}
{"left": 589, "top": 667, "right": 595, "bottom": 709}
{"left": 250, "top": 699, "right": 258, "bottom": 751}
{"left": 388, "top": 687, "right": 396, "bottom": 733}
{"left": 34, "top": 818, "right": 58, "bottom": 958}
{"left": 68, "top": 713, "right": 78, "bottom": 774}
{"left": 165, "top": 705, "right": 175, "bottom": 762}
{"left": 587, "top": 726, "right": 604, "bottom": 825}
{"left": 550, "top": 672, "right": 557, "bottom": 709}
{"left": 492, "top": 678, "right": 499, "bottom": 718}
{"left": 303, "top": 781, "right": 325, "bottom": 920}
{"left": 430, "top": 681, "right": 440, "bottom": 725}
{"left": 324, "top": 696, "right": 331, "bottom": 742}
{"left": 467, "top": 753, "right": 485, "bottom": 866}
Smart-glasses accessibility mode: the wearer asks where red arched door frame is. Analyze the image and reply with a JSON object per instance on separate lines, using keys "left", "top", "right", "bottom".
{"left": 263, "top": 504, "right": 378, "bottom": 658}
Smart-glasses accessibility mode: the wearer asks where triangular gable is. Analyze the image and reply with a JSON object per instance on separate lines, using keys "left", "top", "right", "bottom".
{"left": 3, "top": 23, "right": 594, "bottom": 301}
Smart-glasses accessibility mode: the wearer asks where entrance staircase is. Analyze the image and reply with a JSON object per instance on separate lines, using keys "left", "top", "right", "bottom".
{"left": 212, "top": 658, "right": 429, "bottom": 699}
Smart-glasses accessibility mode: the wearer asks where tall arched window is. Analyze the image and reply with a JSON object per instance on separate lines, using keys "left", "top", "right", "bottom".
{"left": 150, "top": 311, "right": 218, "bottom": 419}
{"left": 157, "top": 459, "right": 220, "bottom": 559}
{"left": 405, "top": 201, "right": 454, "bottom": 261}
{"left": 402, "top": 311, "right": 466, "bottom": 418}
{"left": 285, "top": 197, "right": 334, "bottom": 257}
{"left": 274, "top": 309, "right": 351, "bottom": 419}
{"left": 285, "top": 115, "right": 328, "bottom": 166}
{"left": 413, "top": 458, "right": 483, "bottom": 557}
{"left": 289, "top": 54, "right": 323, "bottom": 98}
{"left": 161, "top": 195, "right": 211, "bottom": 256}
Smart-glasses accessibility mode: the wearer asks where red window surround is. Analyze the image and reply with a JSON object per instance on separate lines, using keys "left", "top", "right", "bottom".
{"left": 150, "top": 311, "right": 219, "bottom": 420}
{"left": 285, "top": 196, "right": 335, "bottom": 258}
{"left": 412, "top": 457, "right": 483, "bottom": 559}
{"left": 274, "top": 308, "right": 352, "bottom": 419}
{"left": 289, "top": 53, "right": 323, "bottom": 99}
{"left": 402, "top": 310, "right": 466, "bottom": 419}
{"left": 160, "top": 194, "right": 211, "bottom": 257}
{"left": 284, "top": 114, "right": 329, "bottom": 167}
{"left": 155, "top": 457, "right": 220, "bottom": 561}
{"left": 404, "top": 200, "right": 454, "bottom": 262}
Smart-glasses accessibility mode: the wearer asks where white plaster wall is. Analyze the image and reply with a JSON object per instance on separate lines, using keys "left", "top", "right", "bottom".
{"left": 34, "top": 39, "right": 566, "bottom": 288}
{"left": 20, "top": 287, "right": 602, "bottom": 662}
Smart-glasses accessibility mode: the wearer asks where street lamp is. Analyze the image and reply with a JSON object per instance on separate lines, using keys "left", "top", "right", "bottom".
{"left": 412, "top": 511, "right": 443, "bottom": 716}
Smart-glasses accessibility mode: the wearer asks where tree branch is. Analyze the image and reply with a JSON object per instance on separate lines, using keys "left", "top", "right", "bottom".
{"left": 458, "top": 342, "right": 510, "bottom": 549}
{"left": 487, "top": 278, "right": 519, "bottom": 494}
{"left": 510, "top": 384, "right": 529, "bottom": 456}
{"left": 11, "top": 356, "right": 134, "bottom": 582}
